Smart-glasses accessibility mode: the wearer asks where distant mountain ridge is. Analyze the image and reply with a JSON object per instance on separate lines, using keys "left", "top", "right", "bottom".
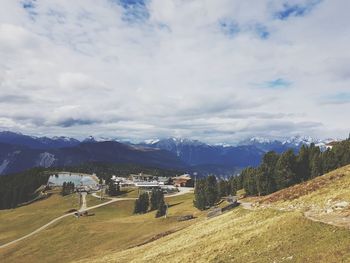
{"left": 0, "top": 131, "right": 339, "bottom": 176}
{"left": 0, "top": 131, "right": 80, "bottom": 149}
{"left": 0, "top": 140, "right": 185, "bottom": 175}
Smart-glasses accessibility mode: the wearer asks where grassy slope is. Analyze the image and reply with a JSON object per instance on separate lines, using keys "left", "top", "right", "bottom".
{"left": 0, "top": 191, "right": 80, "bottom": 245}
{"left": 81, "top": 166, "right": 350, "bottom": 263}
{"left": 3, "top": 166, "right": 350, "bottom": 263}
{"left": 0, "top": 193, "right": 203, "bottom": 263}
{"left": 0, "top": 190, "right": 107, "bottom": 245}
{"left": 81, "top": 207, "right": 350, "bottom": 263}
{"left": 257, "top": 165, "right": 350, "bottom": 210}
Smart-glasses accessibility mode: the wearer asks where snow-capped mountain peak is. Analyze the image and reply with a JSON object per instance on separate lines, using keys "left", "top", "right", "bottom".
{"left": 144, "top": 139, "right": 160, "bottom": 144}
{"left": 281, "top": 135, "right": 321, "bottom": 146}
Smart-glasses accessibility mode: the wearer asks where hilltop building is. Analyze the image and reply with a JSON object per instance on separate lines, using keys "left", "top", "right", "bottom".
{"left": 172, "top": 174, "right": 193, "bottom": 187}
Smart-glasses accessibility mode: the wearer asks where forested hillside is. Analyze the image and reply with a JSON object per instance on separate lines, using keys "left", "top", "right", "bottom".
{"left": 0, "top": 168, "right": 49, "bottom": 209}
{"left": 237, "top": 139, "right": 350, "bottom": 196}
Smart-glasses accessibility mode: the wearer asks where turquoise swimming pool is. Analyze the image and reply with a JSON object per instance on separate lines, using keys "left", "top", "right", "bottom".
{"left": 48, "top": 173, "right": 97, "bottom": 186}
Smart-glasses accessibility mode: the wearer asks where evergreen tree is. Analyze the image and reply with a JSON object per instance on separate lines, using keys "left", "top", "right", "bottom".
{"left": 205, "top": 175, "right": 219, "bottom": 206}
{"left": 155, "top": 197, "right": 167, "bottom": 218}
{"left": 322, "top": 149, "right": 338, "bottom": 173}
{"left": 297, "top": 145, "right": 310, "bottom": 182}
{"left": 150, "top": 189, "right": 164, "bottom": 211}
{"left": 274, "top": 150, "right": 297, "bottom": 190}
{"left": 61, "top": 182, "right": 67, "bottom": 196}
{"left": 258, "top": 151, "right": 279, "bottom": 195}
{"left": 236, "top": 173, "right": 244, "bottom": 190}
{"left": 218, "top": 180, "right": 229, "bottom": 198}
{"left": 193, "top": 179, "right": 207, "bottom": 210}
{"left": 310, "top": 153, "right": 323, "bottom": 178}
{"left": 242, "top": 167, "right": 258, "bottom": 195}
{"left": 133, "top": 192, "right": 149, "bottom": 214}
{"left": 309, "top": 144, "right": 322, "bottom": 178}
{"left": 256, "top": 168, "right": 269, "bottom": 196}
{"left": 228, "top": 176, "right": 238, "bottom": 196}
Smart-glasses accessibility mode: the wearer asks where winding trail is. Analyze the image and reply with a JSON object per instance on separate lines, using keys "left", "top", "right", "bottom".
{"left": 239, "top": 200, "right": 350, "bottom": 229}
{"left": 0, "top": 187, "right": 193, "bottom": 250}
{"left": 0, "top": 197, "right": 135, "bottom": 250}
{"left": 239, "top": 202, "right": 253, "bottom": 210}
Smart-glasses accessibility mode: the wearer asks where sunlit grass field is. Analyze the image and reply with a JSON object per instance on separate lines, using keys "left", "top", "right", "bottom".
{"left": 0, "top": 193, "right": 203, "bottom": 263}
{"left": 81, "top": 166, "right": 350, "bottom": 263}
{"left": 2, "top": 167, "right": 350, "bottom": 263}
{"left": 0, "top": 190, "right": 81, "bottom": 245}
{"left": 85, "top": 207, "right": 350, "bottom": 263}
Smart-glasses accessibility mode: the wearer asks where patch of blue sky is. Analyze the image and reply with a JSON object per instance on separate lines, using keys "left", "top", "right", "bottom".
{"left": 323, "top": 92, "right": 350, "bottom": 104}
{"left": 275, "top": 0, "right": 322, "bottom": 20}
{"left": 219, "top": 18, "right": 240, "bottom": 37}
{"left": 253, "top": 24, "right": 270, "bottom": 39}
{"left": 262, "top": 78, "right": 292, "bottom": 89}
{"left": 21, "top": 0, "right": 37, "bottom": 19}
{"left": 47, "top": 9, "right": 66, "bottom": 24}
{"left": 219, "top": 19, "right": 269, "bottom": 40}
{"left": 111, "top": 0, "right": 150, "bottom": 23}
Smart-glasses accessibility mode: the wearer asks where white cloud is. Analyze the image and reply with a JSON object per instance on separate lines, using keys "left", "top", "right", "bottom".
{"left": 0, "top": 0, "right": 349, "bottom": 143}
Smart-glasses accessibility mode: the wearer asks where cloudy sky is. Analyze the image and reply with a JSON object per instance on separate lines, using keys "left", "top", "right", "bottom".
{"left": 0, "top": 0, "right": 349, "bottom": 143}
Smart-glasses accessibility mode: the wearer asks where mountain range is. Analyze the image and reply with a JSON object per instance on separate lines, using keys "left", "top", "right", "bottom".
{"left": 0, "top": 131, "right": 337, "bottom": 176}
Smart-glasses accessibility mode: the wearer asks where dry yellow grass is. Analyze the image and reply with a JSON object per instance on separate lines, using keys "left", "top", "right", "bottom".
{"left": 0, "top": 193, "right": 203, "bottom": 263}
{"left": 257, "top": 165, "right": 350, "bottom": 211}
{"left": 81, "top": 207, "right": 350, "bottom": 263}
{"left": 3, "top": 166, "right": 350, "bottom": 263}
{"left": 0, "top": 191, "right": 82, "bottom": 245}
{"left": 78, "top": 166, "right": 350, "bottom": 263}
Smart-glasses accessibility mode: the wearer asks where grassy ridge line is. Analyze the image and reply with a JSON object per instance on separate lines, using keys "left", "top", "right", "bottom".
{"left": 256, "top": 164, "right": 350, "bottom": 209}
{"left": 79, "top": 207, "right": 350, "bottom": 263}
{"left": 79, "top": 166, "right": 350, "bottom": 263}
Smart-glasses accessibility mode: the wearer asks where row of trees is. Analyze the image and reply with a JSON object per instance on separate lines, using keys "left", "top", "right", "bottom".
{"left": 134, "top": 189, "right": 167, "bottom": 218}
{"left": 61, "top": 182, "right": 75, "bottom": 196}
{"left": 238, "top": 139, "right": 350, "bottom": 196}
{"left": 0, "top": 168, "right": 50, "bottom": 209}
{"left": 194, "top": 175, "right": 237, "bottom": 210}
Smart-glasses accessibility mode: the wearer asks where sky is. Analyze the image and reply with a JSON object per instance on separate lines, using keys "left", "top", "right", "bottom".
{"left": 0, "top": 0, "right": 349, "bottom": 144}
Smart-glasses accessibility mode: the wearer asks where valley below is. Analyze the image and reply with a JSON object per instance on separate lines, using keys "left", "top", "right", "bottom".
{"left": 1, "top": 166, "right": 350, "bottom": 262}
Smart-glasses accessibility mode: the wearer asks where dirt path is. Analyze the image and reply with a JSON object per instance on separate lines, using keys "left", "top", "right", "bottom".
{"left": 0, "top": 197, "right": 135, "bottom": 250}
{"left": 304, "top": 210, "right": 350, "bottom": 229}
{"left": 165, "top": 187, "right": 194, "bottom": 198}
{"left": 239, "top": 202, "right": 254, "bottom": 210}
{"left": 0, "top": 187, "right": 194, "bottom": 249}
{"left": 239, "top": 200, "right": 350, "bottom": 229}
{"left": 79, "top": 192, "right": 87, "bottom": 211}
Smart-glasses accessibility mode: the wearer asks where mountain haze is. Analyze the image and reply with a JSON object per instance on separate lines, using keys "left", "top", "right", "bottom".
{"left": 0, "top": 131, "right": 338, "bottom": 176}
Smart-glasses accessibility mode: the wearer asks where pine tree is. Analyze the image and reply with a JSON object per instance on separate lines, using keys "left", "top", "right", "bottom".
{"left": 218, "top": 180, "right": 229, "bottom": 198}
{"left": 134, "top": 192, "right": 150, "bottom": 214}
{"left": 242, "top": 167, "right": 258, "bottom": 195}
{"left": 193, "top": 179, "right": 207, "bottom": 210}
{"left": 155, "top": 198, "right": 167, "bottom": 218}
{"left": 274, "top": 150, "right": 297, "bottom": 190}
{"left": 322, "top": 149, "right": 338, "bottom": 173}
{"left": 133, "top": 199, "right": 141, "bottom": 214}
{"left": 230, "top": 177, "right": 238, "bottom": 196}
{"left": 297, "top": 145, "right": 310, "bottom": 182}
{"left": 205, "top": 175, "right": 219, "bottom": 206}
{"left": 150, "top": 189, "right": 163, "bottom": 211}
{"left": 61, "top": 182, "right": 67, "bottom": 196}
